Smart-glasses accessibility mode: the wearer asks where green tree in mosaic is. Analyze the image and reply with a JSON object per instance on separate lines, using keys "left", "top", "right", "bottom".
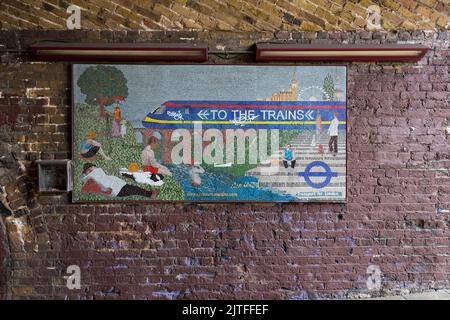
{"left": 322, "top": 73, "right": 335, "bottom": 101}
{"left": 77, "top": 65, "right": 128, "bottom": 116}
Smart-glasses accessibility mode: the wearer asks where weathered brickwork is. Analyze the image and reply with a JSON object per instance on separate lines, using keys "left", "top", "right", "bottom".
{"left": 0, "top": 217, "right": 9, "bottom": 300}
{"left": 0, "top": 0, "right": 449, "bottom": 31}
{"left": 0, "top": 29, "right": 449, "bottom": 299}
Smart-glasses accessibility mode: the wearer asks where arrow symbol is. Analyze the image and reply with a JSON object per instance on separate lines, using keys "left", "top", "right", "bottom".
{"left": 197, "top": 109, "right": 209, "bottom": 120}
{"left": 305, "top": 110, "right": 314, "bottom": 120}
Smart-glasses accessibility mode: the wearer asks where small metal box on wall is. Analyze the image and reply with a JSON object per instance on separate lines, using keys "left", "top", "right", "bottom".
{"left": 36, "top": 160, "right": 73, "bottom": 193}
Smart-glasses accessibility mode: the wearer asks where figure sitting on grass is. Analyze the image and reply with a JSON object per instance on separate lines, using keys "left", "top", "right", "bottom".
{"left": 141, "top": 136, "right": 173, "bottom": 177}
{"left": 81, "top": 163, "right": 157, "bottom": 199}
{"left": 80, "top": 131, "right": 111, "bottom": 161}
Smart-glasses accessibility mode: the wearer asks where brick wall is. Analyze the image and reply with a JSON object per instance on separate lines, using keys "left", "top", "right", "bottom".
{"left": 0, "top": 217, "right": 9, "bottom": 300}
{"left": 0, "top": 29, "right": 449, "bottom": 299}
{"left": 0, "top": 0, "right": 449, "bottom": 31}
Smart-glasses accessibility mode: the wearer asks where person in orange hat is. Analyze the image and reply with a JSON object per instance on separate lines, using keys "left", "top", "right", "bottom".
{"left": 80, "top": 131, "right": 111, "bottom": 160}
{"left": 111, "top": 105, "right": 122, "bottom": 138}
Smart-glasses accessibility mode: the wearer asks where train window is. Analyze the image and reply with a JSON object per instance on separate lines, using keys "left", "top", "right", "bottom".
{"left": 153, "top": 106, "right": 166, "bottom": 114}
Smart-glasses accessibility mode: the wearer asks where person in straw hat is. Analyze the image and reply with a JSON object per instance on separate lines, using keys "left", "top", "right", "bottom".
{"left": 80, "top": 130, "right": 112, "bottom": 161}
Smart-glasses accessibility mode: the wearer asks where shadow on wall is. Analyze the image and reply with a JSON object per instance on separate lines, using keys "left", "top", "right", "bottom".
{"left": 0, "top": 124, "right": 28, "bottom": 299}
{"left": 0, "top": 125, "right": 32, "bottom": 217}
{"left": 0, "top": 217, "right": 10, "bottom": 300}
